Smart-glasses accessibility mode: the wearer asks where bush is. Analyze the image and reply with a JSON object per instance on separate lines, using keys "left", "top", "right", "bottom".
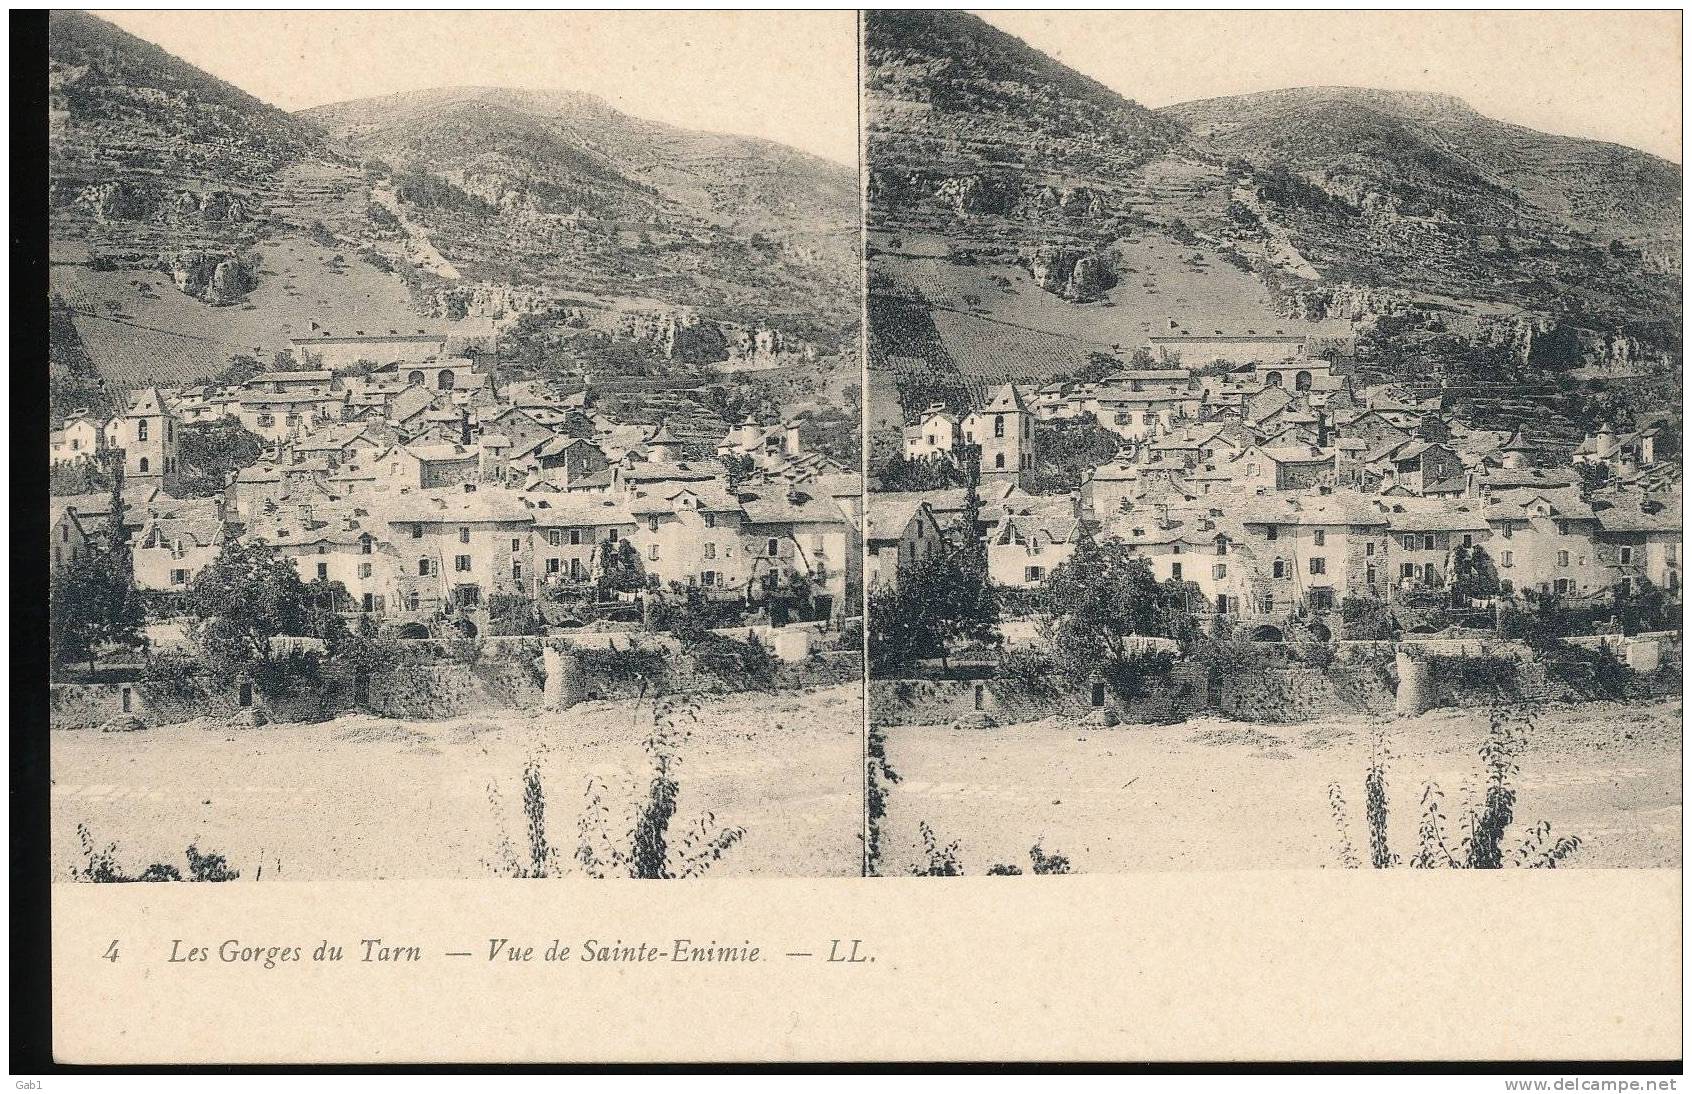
{"left": 1328, "top": 709, "right": 1580, "bottom": 869}
{"left": 996, "top": 646, "right": 1061, "bottom": 700}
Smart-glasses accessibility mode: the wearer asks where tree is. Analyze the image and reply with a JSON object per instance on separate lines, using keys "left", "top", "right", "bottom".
{"left": 719, "top": 453, "right": 756, "bottom": 491}
{"left": 1040, "top": 534, "right": 1195, "bottom": 698}
{"left": 597, "top": 540, "right": 647, "bottom": 597}
{"left": 50, "top": 543, "right": 147, "bottom": 674}
{"left": 182, "top": 540, "right": 347, "bottom": 680}
{"left": 1449, "top": 543, "right": 1501, "bottom": 607}
{"left": 175, "top": 420, "right": 266, "bottom": 498}
{"left": 1074, "top": 351, "right": 1121, "bottom": 385}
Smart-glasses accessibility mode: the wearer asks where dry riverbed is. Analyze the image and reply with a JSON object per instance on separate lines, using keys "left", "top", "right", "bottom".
{"left": 52, "top": 685, "right": 863, "bottom": 880}
{"left": 877, "top": 699, "right": 1681, "bottom": 873}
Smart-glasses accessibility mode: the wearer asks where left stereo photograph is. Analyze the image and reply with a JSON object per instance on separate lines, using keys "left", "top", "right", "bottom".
{"left": 43, "top": 9, "right": 867, "bottom": 880}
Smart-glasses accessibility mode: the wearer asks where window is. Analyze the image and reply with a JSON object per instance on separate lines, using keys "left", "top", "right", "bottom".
{"left": 549, "top": 530, "right": 562, "bottom": 547}
{"left": 1213, "top": 563, "right": 1227, "bottom": 580}
{"left": 361, "top": 535, "right": 373, "bottom": 555}
{"left": 1090, "top": 682, "right": 1107, "bottom": 707}
{"left": 1366, "top": 564, "right": 1376, "bottom": 588}
{"left": 1171, "top": 562, "right": 1182, "bottom": 580}
{"left": 648, "top": 516, "right": 659, "bottom": 533}
{"left": 1557, "top": 550, "right": 1570, "bottom": 568}
{"left": 61, "top": 525, "right": 69, "bottom": 543}
{"left": 994, "top": 416, "right": 1006, "bottom": 438}
{"left": 459, "top": 527, "right": 470, "bottom": 544}
{"left": 1309, "top": 557, "right": 1326, "bottom": 576}
{"left": 512, "top": 538, "right": 521, "bottom": 553}
{"left": 121, "top": 686, "right": 132, "bottom": 713}
{"left": 137, "top": 420, "right": 148, "bottom": 441}
{"left": 1462, "top": 533, "right": 1474, "bottom": 547}
{"left": 455, "top": 555, "right": 472, "bottom": 572}
{"left": 704, "top": 513, "right": 716, "bottom": 529}
{"left": 547, "top": 558, "right": 560, "bottom": 574}
{"left": 767, "top": 538, "right": 780, "bottom": 557}
{"left": 1401, "top": 563, "right": 1416, "bottom": 579}
{"left": 411, "top": 524, "right": 423, "bottom": 539}
{"left": 1501, "top": 524, "right": 1513, "bottom": 539}
{"left": 1501, "top": 550, "right": 1514, "bottom": 568}
{"left": 1424, "top": 563, "right": 1438, "bottom": 583}
{"left": 994, "top": 453, "right": 1005, "bottom": 469}
{"left": 1402, "top": 534, "right": 1418, "bottom": 551}
{"left": 1620, "top": 546, "right": 1635, "bottom": 564}
{"left": 1555, "top": 578, "right": 1573, "bottom": 595}
{"left": 1215, "top": 539, "right": 1227, "bottom": 556}
{"left": 362, "top": 593, "right": 375, "bottom": 612}
{"left": 418, "top": 558, "right": 432, "bottom": 576}
{"left": 1272, "top": 559, "right": 1285, "bottom": 579}
{"left": 170, "top": 569, "right": 188, "bottom": 586}
{"left": 1025, "top": 566, "right": 1045, "bottom": 583}
{"left": 607, "top": 529, "right": 619, "bottom": 543}
{"left": 316, "top": 563, "right": 328, "bottom": 581}
{"left": 1265, "top": 526, "right": 1278, "bottom": 542}
{"left": 648, "top": 544, "right": 659, "bottom": 561}
{"left": 138, "top": 457, "right": 149, "bottom": 473}
{"left": 570, "top": 559, "right": 584, "bottom": 581}
{"left": 701, "top": 570, "right": 717, "bottom": 587}
{"left": 1215, "top": 594, "right": 1229, "bottom": 615}
{"left": 569, "top": 529, "right": 582, "bottom": 546}
{"left": 1313, "top": 530, "right": 1326, "bottom": 546}
{"left": 1621, "top": 578, "right": 1634, "bottom": 596}
{"left": 1365, "top": 541, "right": 1375, "bottom": 557}
{"left": 705, "top": 543, "right": 716, "bottom": 559}
{"left": 512, "top": 563, "right": 522, "bottom": 581}
{"left": 1423, "top": 534, "right": 1436, "bottom": 551}
{"left": 168, "top": 421, "right": 174, "bottom": 442}
{"left": 317, "top": 545, "right": 327, "bottom": 555}
{"left": 1258, "top": 594, "right": 1275, "bottom": 614}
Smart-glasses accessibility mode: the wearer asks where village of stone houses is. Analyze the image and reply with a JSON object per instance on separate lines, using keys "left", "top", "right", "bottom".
{"left": 863, "top": 12, "right": 1682, "bottom": 877}
{"left": 45, "top": 11, "right": 864, "bottom": 880}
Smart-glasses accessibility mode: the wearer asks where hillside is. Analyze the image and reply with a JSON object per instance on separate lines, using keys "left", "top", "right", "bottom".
{"left": 865, "top": 10, "right": 1683, "bottom": 429}
{"left": 1168, "top": 87, "right": 1682, "bottom": 250}
{"left": 302, "top": 87, "right": 859, "bottom": 343}
{"left": 47, "top": 13, "right": 859, "bottom": 418}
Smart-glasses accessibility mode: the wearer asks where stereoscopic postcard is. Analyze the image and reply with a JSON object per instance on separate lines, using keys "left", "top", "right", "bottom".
{"left": 20, "top": 7, "right": 1683, "bottom": 1071}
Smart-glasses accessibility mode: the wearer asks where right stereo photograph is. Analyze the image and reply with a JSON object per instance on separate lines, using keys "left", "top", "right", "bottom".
{"left": 863, "top": 10, "right": 1682, "bottom": 876}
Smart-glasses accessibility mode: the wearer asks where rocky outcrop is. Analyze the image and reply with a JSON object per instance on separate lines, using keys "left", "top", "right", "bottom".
{"left": 160, "top": 250, "right": 256, "bottom": 306}
{"left": 871, "top": 169, "right": 1120, "bottom": 225}
{"left": 1024, "top": 246, "right": 1116, "bottom": 302}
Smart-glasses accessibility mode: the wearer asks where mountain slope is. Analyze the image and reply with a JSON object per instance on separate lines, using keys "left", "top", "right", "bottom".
{"left": 866, "top": 10, "right": 1183, "bottom": 232}
{"left": 865, "top": 9, "right": 1682, "bottom": 426}
{"left": 47, "top": 13, "right": 860, "bottom": 412}
{"left": 1167, "top": 86, "right": 1681, "bottom": 251}
{"left": 302, "top": 86, "right": 859, "bottom": 342}
{"left": 48, "top": 7, "right": 323, "bottom": 186}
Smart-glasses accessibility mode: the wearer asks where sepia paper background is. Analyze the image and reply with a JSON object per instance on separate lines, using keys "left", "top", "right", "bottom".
{"left": 52, "top": 872, "right": 1681, "bottom": 1063}
{"left": 43, "top": 8, "right": 1685, "bottom": 1064}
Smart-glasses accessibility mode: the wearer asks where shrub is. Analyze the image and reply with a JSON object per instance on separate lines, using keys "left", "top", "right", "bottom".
{"left": 865, "top": 722, "right": 900, "bottom": 876}
{"left": 487, "top": 693, "right": 744, "bottom": 878}
{"left": 69, "top": 824, "right": 242, "bottom": 882}
{"left": 1328, "top": 707, "right": 1580, "bottom": 869}
{"left": 995, "top": 647, "right": 1061, "bottom": 700}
